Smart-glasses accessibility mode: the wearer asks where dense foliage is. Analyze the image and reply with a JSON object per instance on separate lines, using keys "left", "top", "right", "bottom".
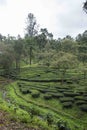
{"left": 0, "top": 13, "right": 87, "bottom": 73}
{"left": 0, "top": 11, "right": 87, "bottom": 130}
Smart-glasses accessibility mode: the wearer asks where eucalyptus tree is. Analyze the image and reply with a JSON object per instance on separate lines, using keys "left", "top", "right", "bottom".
{"left": 25, "top": 13, "right": 38, "bottom": 37}
{"left": 24, "top": 37, "right": 36, "bottom": 65}
{"left": 40, "top": 28, "right": 53, "bottom": 40}
{"left": 25, "top": 13, "right": 39, "bottom": 65}
{"left": 83, "top": 0, "right": 87, "bottom": 13}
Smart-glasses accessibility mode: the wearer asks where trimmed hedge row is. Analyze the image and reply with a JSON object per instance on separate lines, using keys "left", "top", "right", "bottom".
{"left": 20, "top": 88, "right": 31, "bottom": 94}
{"left": 62, "top": 102, "right": 73, "bottom": 108}
{"left": 74, "top": 96, "right": 84, "bottom": 100}
{"left": 79, "top": 104, "right": 87, "bottom": 112}
{"left": 56, "top": 86, "right": 70, "bottom": 90}
{"left": 52, "top": 93, "right": 64, "bottom": 98}
{"left": 58, "top": 89, "right": 68, "bottom": 92}
{"left": 59, "top": 97, "right": 74, "bottom": 103}
{"left": 75, "top": 100, "right": 87, "bottom": 105}
{"left": 31, "top": 92, "right": 40, "bottom": 98}
{"left": 44, "top": 94, "right": 52, "bottom": 100}
{"left": 63, "top": 92, "right": 79, "bottom": 97}
{"left": 17, "top": 81, "right": 87, "bottom": 112}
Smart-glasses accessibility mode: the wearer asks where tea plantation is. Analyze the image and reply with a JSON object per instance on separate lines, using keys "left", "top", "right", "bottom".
{"left": 0, "top": 67, "right": 87, "bottom": 130}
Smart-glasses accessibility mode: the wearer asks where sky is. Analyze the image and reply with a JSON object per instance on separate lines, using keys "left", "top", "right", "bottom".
{"left": 0, "top": 0, "right": 87, "bottom": 39}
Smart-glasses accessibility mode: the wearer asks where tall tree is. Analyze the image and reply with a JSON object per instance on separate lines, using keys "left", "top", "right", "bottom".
{"left": 83, "top": 0, "right": 87, "bottom": 13}
{"left": 24, "top": 37, "right": 35, "bottom": 65}
{"left": 25, "top": 13, "right": 39, "bottom": 65}
{"left": 13, "top": 38, "right": 24, "bottom": 69}
{"left": 40, "top": 28, "right": 53, "bottom": 40}
{"left": 25, "top": 13, "right": 38, "bottom": 37}
{"left": 0, "top": 43, "right": 14, "bottom": 74}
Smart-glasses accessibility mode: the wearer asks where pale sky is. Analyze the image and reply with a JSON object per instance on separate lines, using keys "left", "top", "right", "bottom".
{"left": 0, "top": 0, "right": 87, "bottom": 39}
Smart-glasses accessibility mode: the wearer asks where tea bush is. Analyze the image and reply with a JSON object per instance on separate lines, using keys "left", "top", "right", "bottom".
{"left": 44, "top": 94, "right": 52, "bottom": 100}
{"left": 79, "top": 104, "right": 87, "bottom": 112}
{"left": 31, "top": 91, "right": 40, "bottom": 98}
{"left": 75, "top": 100, "right": 86, "bottom": 105}
{"left": 62, "top": 102, "right": 73, "bottom": 108}
{"left": 52, "top": 93, "right": 64, "bottom": 98}
{"left": 59, "top": 97, "right": 74, "bottom": 103}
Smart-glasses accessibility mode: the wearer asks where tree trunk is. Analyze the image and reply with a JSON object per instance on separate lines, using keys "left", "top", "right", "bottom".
{"left": 29, "top": 46, "right": 32, "bottom": 65}
{"left": 15, "top": 58, "right": 20, "bottom": 70}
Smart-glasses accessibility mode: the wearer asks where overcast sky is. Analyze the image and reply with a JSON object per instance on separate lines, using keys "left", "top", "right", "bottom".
{"left": 0, "top": 0, "right": 87, "bottom": 39}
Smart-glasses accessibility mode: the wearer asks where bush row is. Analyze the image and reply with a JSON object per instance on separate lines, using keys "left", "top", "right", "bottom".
{"left": 44, "top": 94, "right": 52, "bottom": 100}
{"left": 63, "top": 92, "right": 79, "bottom": 97}
{"left": 79, "top": 104, "right": 87, "bottom": 112}
{"left": 20, "top": 88, "right": 31, "bottom": 94}
{"left": 59, "top": 97, "right": 74, "bottom": 103}
{"left": 62, "top": 102, "right": 73, "bottom": 108}
{"left": 31, "top": 91, "right": 40, "bottom": 98}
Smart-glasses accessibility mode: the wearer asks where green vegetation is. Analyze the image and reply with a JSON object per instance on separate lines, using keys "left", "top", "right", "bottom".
{"left": 0, "top": 66, "right": 87, "bottom": 129}
{"left": 0, "top": 3, "right": 87, "bottom": 129}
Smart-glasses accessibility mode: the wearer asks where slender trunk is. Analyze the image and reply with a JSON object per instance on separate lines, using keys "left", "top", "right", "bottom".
{"left": 29, "top": 47, "right": 32, "bottom": 65}
{"left": 15, "top": 58, "right": 20, "bottom": 71}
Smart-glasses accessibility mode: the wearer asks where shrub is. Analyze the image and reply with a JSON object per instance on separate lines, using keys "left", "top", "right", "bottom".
{"left": 20, "top": 116, "right": 29, "bottom": 123}
{"left": 79, "top": 104, "right": 87, "bottom": 112}
{"left": 78, "top": 91, "right": 86, "bottom": 95}
{"left": 56, "top": 120, "right": 70, "bottom": 130}
{"left": 52, "top": 93, "right": 64, "bottom": 98}
{"left": 84, "top": 96, "right": 87, "bottom": 101}
{"left": 27, "top": 89, "right": 32, "bottom": 93}
{"left": 17, "top": 82, "right": 25, "bottom": 87}
{"left": 21, "top": 88, "right": 31, "bottom": 94}
{"left": 36, "top": 74, "right": 41, "bottom": 77}
{"left": 10, "top": 115, "right": 18, "bottom": 122}
{"left": 31, "top": 92, "right": 40, "bottom": 98}
{"left": 19, "top": 105, "right": 25, "bottom": 110}
{"left": 46, "top": 113, "right": 53, "bottom": 126}
{"left": 55, "top": 86, "right": 62, "bottom": 89}
{"left": 44, "top": 94, "right": 52, "bottom": 100}
{"left": 63, "top": 92, "right": 78, "bottom": 97}
{"left": 62, "top": 102, "right": 73, "bottom": 108}
{"left": 40, "top": 89, "right": 49, "bottom": 93}
{"left": 75, "top": 100, "right": 86, "bottom": 105}
{"left": 58, "top": 89, "right": 67, "bottom": 92}
{"left": 21, "top": 89, "right": 28, "bottom": 94}
{"left": 66, "top": 81, "right": 73, "bottom": 84}
{"left": 59, "top": 97, "right": 74, "bottom": 103}
{"left": 29, "top": 106, "right": 39, "bottom": 119}
{"left": 83, "top": 93, "right": 87, "bottom": 96}
{"left": 45, "top": 70, "right": 51, "bottom": 73}
{"left": 18, "top": 83, "right": 22, "bottom": 87}
{"left": 74, "top": 96, "right": 84, "bottom": 100}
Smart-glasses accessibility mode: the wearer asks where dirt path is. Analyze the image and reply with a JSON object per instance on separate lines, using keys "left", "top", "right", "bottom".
{"left": 0, "top": 111, "right": 39, "bottom": 130}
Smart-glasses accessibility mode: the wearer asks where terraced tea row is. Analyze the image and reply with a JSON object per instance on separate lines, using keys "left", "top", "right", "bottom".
{"left": 17, "top": 81, "right": 87, "bottom": 112}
